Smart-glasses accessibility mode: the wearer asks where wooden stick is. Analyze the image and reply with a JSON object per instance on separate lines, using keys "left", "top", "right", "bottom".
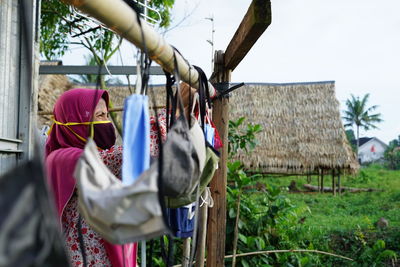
{"left": 231, "top": 194, "right": 241, "bottom": 267}
{"left": 303, "top": 184, "right": 382, "bottom": 193}
{"left": 320, "top": 169, "right": 324, "bottom": 193}
{"left": 195, "top": 190, "right": 209, "bottom": 267}
{"left": 224, "top": 249, "right": 354, "bottom": 261}
{"left": 182, "top": 238, "right": 191, "bottom": 267}
{"left": 172, "top": 249, "right": 354, "bottom": 266}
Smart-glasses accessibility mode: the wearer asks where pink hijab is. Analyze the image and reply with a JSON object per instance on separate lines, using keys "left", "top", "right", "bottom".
{"left": 45, "top": 88, "right": 136, "bottom": 267}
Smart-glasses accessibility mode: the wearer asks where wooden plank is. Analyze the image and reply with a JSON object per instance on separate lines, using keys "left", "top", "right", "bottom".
{"left": 224, "top": 0, "right": 272, "bottom": 70}
{"left": 207, "top": 50, "right": 230, "bottom": 267}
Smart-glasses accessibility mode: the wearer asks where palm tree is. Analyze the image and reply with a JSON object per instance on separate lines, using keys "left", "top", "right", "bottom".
{"left": 343, "top": 94, "right": 383, "bottom": 157}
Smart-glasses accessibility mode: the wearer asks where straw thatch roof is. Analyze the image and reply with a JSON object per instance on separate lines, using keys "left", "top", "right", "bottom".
{"left": 38, "top": 61, "right": 74, "bottom": 127}
{"left": 229, "top": 82, "right": 359, "bottom": 174}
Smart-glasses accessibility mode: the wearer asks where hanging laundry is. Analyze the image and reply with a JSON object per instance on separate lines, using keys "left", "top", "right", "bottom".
{"left": 204, "top": 124, "right": 215, "bottom": 146}
{"left": 75, "top": 138, "right": 170, "bottom": 244}
{"left": 211, "top": 120, "right": 223, "bottom": 150}
{"left": 167, "top": 204, "right": 196, "bottom": 238}
{"left": 149, "top": 108, "right": 167, "bottom": 158}
{"left": 166, "top": 145, "right": 219, "bottom": 208}
{"left": 122, "top": 94, "right": 150, "bottom": 185}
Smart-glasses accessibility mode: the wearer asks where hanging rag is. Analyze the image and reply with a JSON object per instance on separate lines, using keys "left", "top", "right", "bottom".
{"left": 122, "top": 94, "right": 150, "bottom": 185}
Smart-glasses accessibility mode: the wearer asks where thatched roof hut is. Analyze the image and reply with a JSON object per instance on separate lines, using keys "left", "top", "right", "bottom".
{"left": 37, "top": 72, "right": 357, "bottom": 174}
{"left": 229, "top": 81, "right": 359, "bottom": 174}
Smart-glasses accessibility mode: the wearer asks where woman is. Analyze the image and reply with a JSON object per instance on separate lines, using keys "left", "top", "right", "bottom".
{"left": 45, "top": 88, "right": 137, "bottom": 267}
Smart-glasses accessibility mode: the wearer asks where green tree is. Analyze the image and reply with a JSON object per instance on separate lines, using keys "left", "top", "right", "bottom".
{"left": 343, "top": 94, "right": 383, "bottom": 157}
{"left": 345, "top": 129, "right": 356, "bottom": 152}
{"left": 384, "top": 136, "right": 400, "bottom": 170}
{"left": 40, "top": 0, "right": 174, "bottom": 60}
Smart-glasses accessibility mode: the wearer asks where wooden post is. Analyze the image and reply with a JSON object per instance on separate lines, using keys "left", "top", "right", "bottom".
{"left": 320, "top": 169, "right": 324, "bottom": 193}
{"left": 332, "top": 169, "right": 336, "bottom": 196}
{"left": 206, "top": 2, "right": 271, "bottom": 266}
{"left": 207, "top": 50, "right": 230, "bottom": 267}
{"left": 338, "top": 170, "right": 341, "bottom": 195}
{"left": 317, "top": 170, "right": 320, "bottom": 191}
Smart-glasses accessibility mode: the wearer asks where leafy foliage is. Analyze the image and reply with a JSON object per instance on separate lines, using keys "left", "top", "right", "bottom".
{"left": 40, "top": 0, "right": 175, "bottom": 60}
{"left": 226, "top": 118, "right": 315, "bottom": 266}
{"left": 345, "top": 129, "right": 357, "bottom": 152}
{"left": 384, "top": 136, "right": 400, "bottom": 170}
{"left": 227, "top": 120, "right": 399, "bottom": 266}
{"left": 228, "top": 117, "right": 262, "bottom": 158}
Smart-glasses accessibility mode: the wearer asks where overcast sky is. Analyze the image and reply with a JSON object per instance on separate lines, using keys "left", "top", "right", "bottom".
{"left": 62, "top": 0, "right": 400, "bottom": 144}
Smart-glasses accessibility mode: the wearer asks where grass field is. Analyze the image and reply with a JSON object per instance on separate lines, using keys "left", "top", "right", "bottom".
{"left": 260, "top": 164, "right": 400, "bottom": 265}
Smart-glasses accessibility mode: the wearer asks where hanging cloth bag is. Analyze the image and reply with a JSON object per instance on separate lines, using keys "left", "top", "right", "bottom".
{"left": 166, "top": 144, "right": 219, "bottom": 208}
{"left": 160, "top": 56, "right": 206, "bottom": 198}
{"left": 74, "top": 138, "right": 170, "bottom": 244}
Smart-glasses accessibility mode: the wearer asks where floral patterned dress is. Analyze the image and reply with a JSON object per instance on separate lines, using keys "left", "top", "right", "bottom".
{"left": 61, "top": 146, "right": 123, "bottom": 267}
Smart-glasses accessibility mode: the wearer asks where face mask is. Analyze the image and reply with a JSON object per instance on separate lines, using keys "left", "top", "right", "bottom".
{"left": 93, "top": 123, "right": 116, "bottom": 150}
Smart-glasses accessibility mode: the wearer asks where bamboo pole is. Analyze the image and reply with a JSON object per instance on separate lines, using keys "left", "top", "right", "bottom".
{"left": 37, "top": 106, "right": 164, "bottom": 116}
{"left": 61, "top": 0, "right": 216, "bottom": 96}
